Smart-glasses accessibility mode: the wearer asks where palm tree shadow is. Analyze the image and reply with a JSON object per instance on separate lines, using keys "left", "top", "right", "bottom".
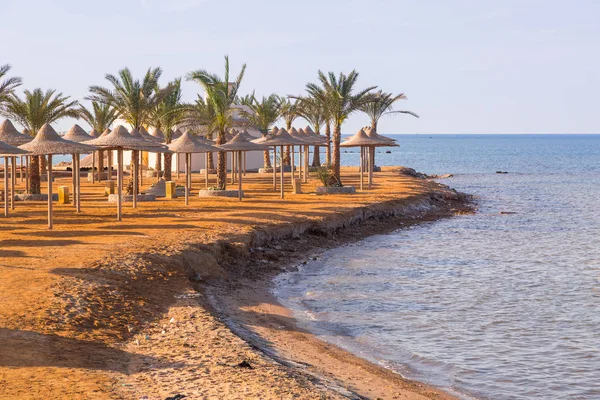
{"left": 0, "top": 328, "right": 176, "bottom": 372}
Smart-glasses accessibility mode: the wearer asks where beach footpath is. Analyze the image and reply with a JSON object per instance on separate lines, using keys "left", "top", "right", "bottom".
{"left": 0, "top": 167, "right": 471, "bottom": 399}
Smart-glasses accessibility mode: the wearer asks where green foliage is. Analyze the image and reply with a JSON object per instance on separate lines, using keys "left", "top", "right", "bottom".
{"left": 279, "top": 98, "right": 299, "bottom": 129}
{"left": 0, "top": 64, "right": 22, "bottom": 105}
{"left": 294, "top": 96, "right": 326, "bottom": 133}
{"left": 359, "top": 90, "right": 419, "bottom": 129}
{"left": 238, "top": 94, "right": 282, "bottom": 133}
{"left": 88, "top": 67, "right": 171, "bottom": 130}
{"left": 79, "top": 101, "right": 118, "bottom": 132}
{"left": 314, "top": 165, "right": 341, "bottom": 187}
{"left": 186, "top": 55, "right": 247, "bottom": 143}
{"left": 0, "top": 88, "right": 80, "bottom": 134}
{"left": 149, "top": 78, "right": 185, "bottom": 143}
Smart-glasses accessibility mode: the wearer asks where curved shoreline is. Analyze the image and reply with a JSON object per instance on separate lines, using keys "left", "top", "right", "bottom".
{"left": 204, "top": 182, "right": 474, "bottom": 399}
{"left": 0, "top": 169, "right": 473, "bottom": 399}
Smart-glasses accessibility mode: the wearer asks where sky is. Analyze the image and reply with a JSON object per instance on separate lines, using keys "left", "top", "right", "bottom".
{"left": 1, "top": 0, "right": 599, "bottom": 134}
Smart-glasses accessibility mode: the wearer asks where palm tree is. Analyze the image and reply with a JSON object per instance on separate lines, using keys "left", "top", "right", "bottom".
{"left": 148, "top": 78, "right": 184, "bottom": 180}
{"left": 88, "top": 67, "right": 170, "bottom": 190}
{"left": 295, "top": 96, "right": 326, "bottom": 166}
{"left": 279, "top": 98, "right": 299, "bottom": 165}
{"left": 0, "top": 88, "right": 80, "bottom": 193}
{"left": 235, "top": 92, "right": 255, "bottom": 106}
{"left": 178, "top": 95, "right": 218, "bottom": 170}
{"left": 80, "top": 102, "right": 118, "bottom": 178}
{"left": 360, "top": 90, "right": 419, "bottom": 132}
{"left": 186, "top": 56, "right": 246, "bottom": 189}
{"left": 0, "top": 64, "right": 22, "bottom": 105}
{"left": 238, "top": 94, "right": 282, "bottom": 168}
{"left": 306, "top": 71, "right": 375, "bottom": 183}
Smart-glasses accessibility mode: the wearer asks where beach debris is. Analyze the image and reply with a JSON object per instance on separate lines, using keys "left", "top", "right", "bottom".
{"left": 234, "top": 360, "right": 254, "bottom": 369}
{"left": 169, "top": 317, "right": 176, "bottom": 324}
{"left": 165, "top": 395, "right": 186, "bottom": 400}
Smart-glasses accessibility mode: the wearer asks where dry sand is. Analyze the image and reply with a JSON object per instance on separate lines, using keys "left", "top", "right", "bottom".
{"left": 0, "top": 166, "right": 470, "bottom": 399}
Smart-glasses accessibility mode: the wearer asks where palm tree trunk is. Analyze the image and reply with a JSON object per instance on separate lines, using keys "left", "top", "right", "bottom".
{"left": 39, "top": 155, "right": 47, "bottom": 177}
{"left": 216, "top": 131, "right": 227, "bottom": 189}
{"left": 263, "top": 150, "right": 272, "bottom": 168}
{"left": 371, "top": 122, "right": 378, "bottom": 166}
{"left": 164, "top": 153, "right": 172, "bottom": 181}
{"left": 130, "top": 150, "right": 139, "bottom": 193}
{"left": 332, "top": 124, "right": 341, "bottom": 183}
{"left": 155, "top": 153, "right": 162, "bottom": 178}
{"left": 30, "top": 156, "right": 41, "bottom": 194}
{"left": 98, "top": 150, "right": 104, "bottom": 180}
{"left": 312, "top": 145, "right": 321, "bottom": 167}
{"left": 207, "top": 152, "right": 214, "bottom": 170}
{"left": 325, "top": 123, "right": 332, "bottom": 165}
{"left": 283, "top": 146, "right": 291, "bottom": 166}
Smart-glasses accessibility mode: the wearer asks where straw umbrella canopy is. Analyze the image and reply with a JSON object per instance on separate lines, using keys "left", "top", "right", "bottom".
{"left": 151, "top": 127, "right": 166, "bottom": 142}
{"left": 63, "top": 124, "right": 92, "bottom": 212}
{"left": 1, "top": 140, "right": 28, "bottom": 217}
{"left": 168, "top": 130, "right": 220, "bottom": 205}
{"left": 139, "top": 126, "right": 162, "bottom": 143}
{"left": 217, "top": 132, "right": 267, "bottom": 201}
{"left": 364, "top": 126, "right": 396, "bottom": 143}
{"left": 88, "top": 128, "right": 101, "bottom": 183}
{"left": 256, "top": 128, "right": 305, "bottom": 199}
{"left": 19, "top": 124, "right": 96, "bottom": 229}
{"left": 87, "top": 125, "right": 168, "bottom": 220}
{"left": 341, "top": 128, "right": 397, "bottom": 190}
{"left": 0, "top": 120, "right": 32, "bottom": 207}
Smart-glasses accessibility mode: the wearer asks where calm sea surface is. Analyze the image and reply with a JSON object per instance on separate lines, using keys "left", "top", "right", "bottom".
{"left": 274, "top": 134, "right": 600, "bottom": 400}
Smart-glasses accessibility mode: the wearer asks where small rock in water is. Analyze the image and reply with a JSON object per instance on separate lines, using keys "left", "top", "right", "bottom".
{"left": 165, "top": 395, "right": 186, "bottom": 400}
{"left": 385, "top": 150, "right": 391, "bottom": 154}
{"left": 234, "top": 360, "right": 254, "bottom": 369}
{"left": 496, "top": 170, "right": 508, "bottom": 174}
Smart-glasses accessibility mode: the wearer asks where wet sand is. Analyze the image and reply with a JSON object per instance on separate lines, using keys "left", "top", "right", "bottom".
{"left": 0, "top": 166, "right": 470, "bottom": 399}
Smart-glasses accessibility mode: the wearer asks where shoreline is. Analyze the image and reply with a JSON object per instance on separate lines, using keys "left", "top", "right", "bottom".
{"left": 0, "top": 168, "right": 473, "bottom": 399}
{"left": 204, "top": 182, "right": 473, "bottom": 399}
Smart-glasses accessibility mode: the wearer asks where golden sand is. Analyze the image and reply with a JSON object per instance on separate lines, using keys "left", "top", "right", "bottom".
{"left": 0, "top": 167, "right": 463, "bottom": 399}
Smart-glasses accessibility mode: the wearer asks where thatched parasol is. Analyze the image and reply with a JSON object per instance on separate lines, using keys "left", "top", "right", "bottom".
{"left": 1, "top": 140, "right": 29, "bottom": 217}
{"left": 217, "top": 132, "right": 267, "bottom": 201}
{"left": 151, "top": 127, "right": 166, "bottom": 142}
{"left": 63, "top": 124, "right": 93, "bottom": 211}
{"left": 258, "top": 128, "right": 305, "bottom": 199}
{"left": 19, "top": 124, "right": 96, "bottom": 229}
{"left": 87, "top": 128, "right": 101, "bottom": 183}
{"left": 0, "top": 120, "right": 32, "bottom": 209}
{"left": 168, "top": 130, "right": 220, "bottom": 206}
{"left": 87, "top": 125, "right": 167, "bottom": 220}
{"left": 364, "top": 126, "right": 396, "bottom": 143}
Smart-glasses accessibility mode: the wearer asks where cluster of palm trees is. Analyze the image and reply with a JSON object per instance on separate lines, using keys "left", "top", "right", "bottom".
{"left": 0, "top": 58, "right": 417, "bottom": 193}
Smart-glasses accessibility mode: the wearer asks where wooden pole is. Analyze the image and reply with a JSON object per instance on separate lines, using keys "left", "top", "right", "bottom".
{"left": 304, "top": 145, "right": 309, "bottom": 183}
{"left": 92, "top": 151, "right": 96, "bottom": 183}
{"left": 176, "top": 153, "right": 180, "bottom": 179}
{"left": 132, "top": 151, "right": 138, "bottom": 209}
{"left": 204, "top": 153, "right": 208, "bottom": 188}
{"left": 243, "top": 152, "right": 246, "bottom": 176}
{"left": 185, "top": 152, "right": 189, "bottom": 206}
{"left": 290, "top": 146, "right": 295, "bottom": 183}
{"left": 10, "top": 157, "right": 16, "bottom": 210}
{"left": 76, "top": 154, "right": 81, "bottom": 213}
{"left": 20, "top": 156, "right": 24, "bottom": 182}
{"left": 117, "top": 149, "right": 122, "bottom": 221}
{"left": 368, "top": 147, "right": 374, "bottom": 189}
{"left": 3, "top": 157, "right": 8, "bottom": 217}
{"left": 72, "top": 154, "right": 77, "bottom": 208}
{"left": 47, "top": 154, "right": 53, "bottom": 229}
{"left": 25, "top": 156, "right": 29, "bottom": 193}
{"left": 238, "top": 151, "right": 243, "bottom": 201}
{"left": 280, "top": 146, "right": 284, "bottom": 199}
{"left": 360, "top": 146, "right": 364, "bottom": 191}
{"left": 273, "top": 146, "right": 277, "bottom": 191}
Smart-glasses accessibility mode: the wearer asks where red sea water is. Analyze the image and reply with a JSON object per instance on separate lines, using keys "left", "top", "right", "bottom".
{"left": 274, "top": 134, "right": 600, "bottom": 400}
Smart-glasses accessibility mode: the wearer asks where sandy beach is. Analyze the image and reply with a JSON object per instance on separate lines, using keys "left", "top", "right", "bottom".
{"left": 0, "top": 167, "right": 471, "bottom": 399}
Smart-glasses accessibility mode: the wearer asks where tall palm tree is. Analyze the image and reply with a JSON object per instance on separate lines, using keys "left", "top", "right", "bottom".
{"left": 235, "top": 92, "right": 255, "bottom": 106}
{"left": 148, "top": 78, "right": 184, "bottom": 180}
{"left": 79, "top": 101, "right": 118, "bottom": 179}
{"left": 295, "top": 96, "right": 326, "bottom": 166}
{"left": 0, "top": 88, "right": 80, "bottom": 193}
{"left": 88, "top": 67, "right": 170, "bottom": 190}
{"left": 0, "top": 64, "right": 22, "bottom": 105}
{"left": 306, "top": 71, "right": 375, "bottom": 183}
{"left": 178, "top": 95, "right": 218, "bottom": 170}
{"left": 279, "top": 98, "right": 299, "bottom": 165}
{"left": 238, "top": 94, "right": 282, "bottom": 168}
{"left": 186, "top": 56, "right": 246, "bottom": 189}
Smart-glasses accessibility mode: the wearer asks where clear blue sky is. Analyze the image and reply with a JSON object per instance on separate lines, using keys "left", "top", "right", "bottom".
{"left": 2, "top": 0, "right": 599, "bottom": 134}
